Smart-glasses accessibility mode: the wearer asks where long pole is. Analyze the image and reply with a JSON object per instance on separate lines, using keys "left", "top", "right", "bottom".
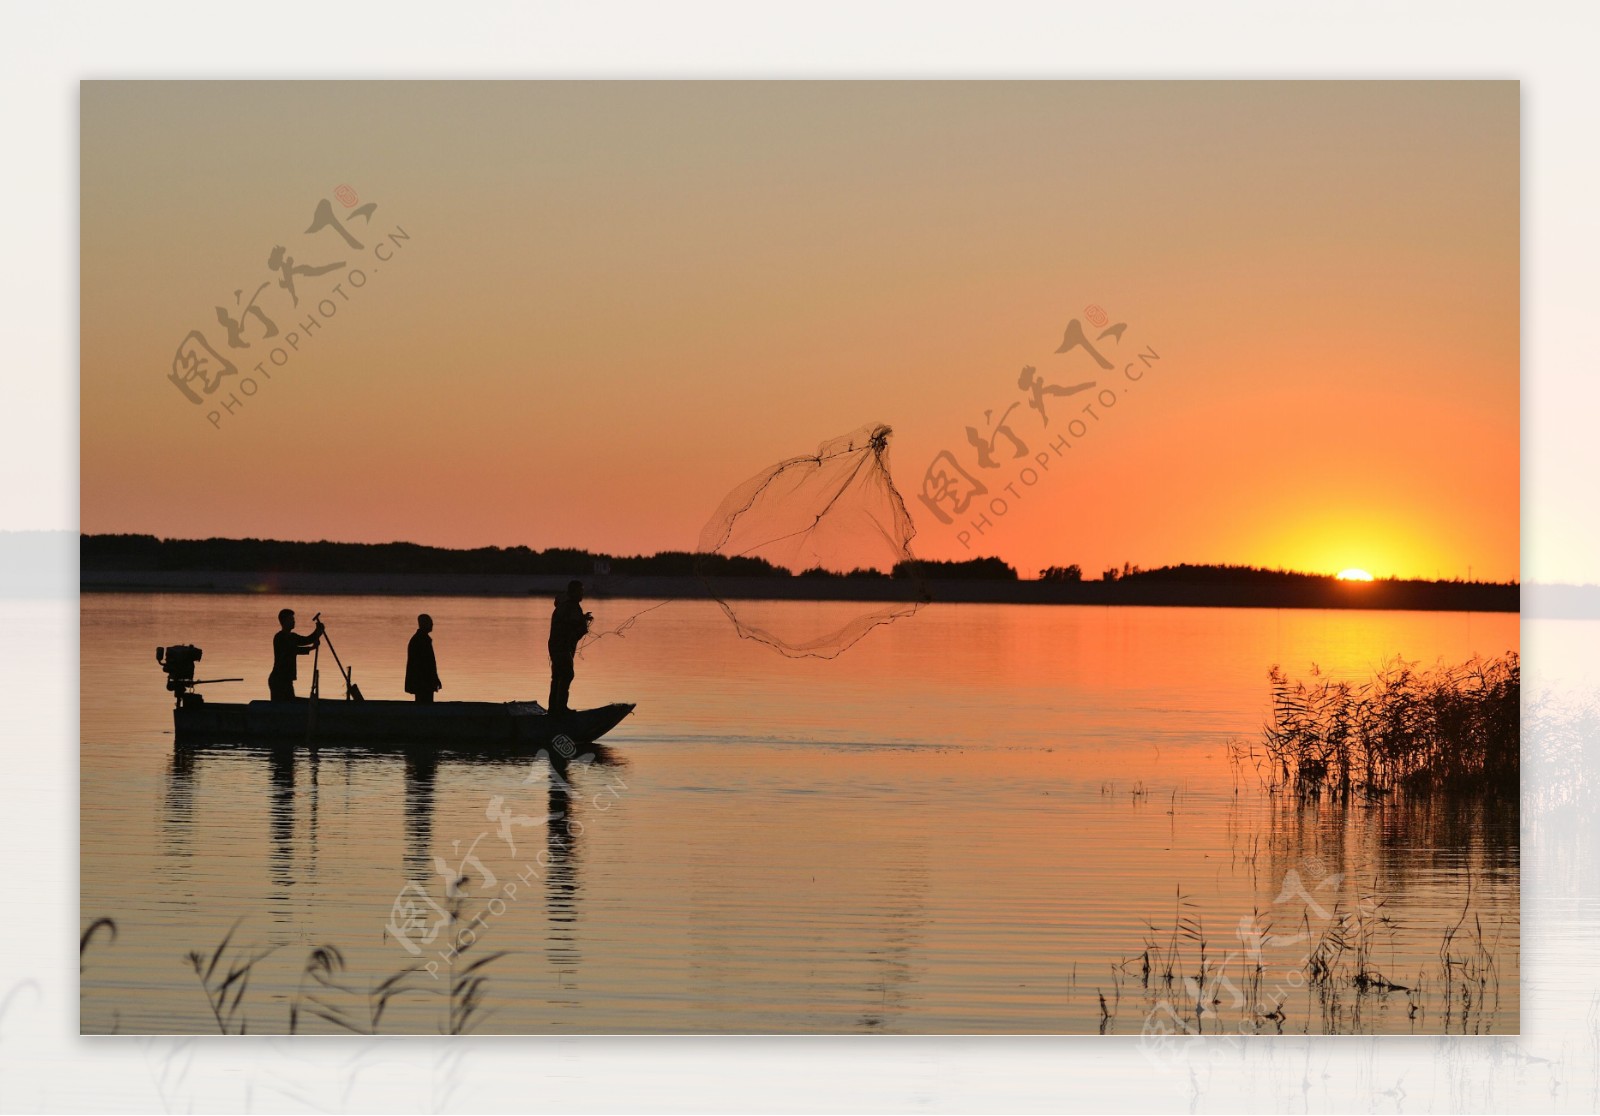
{"left": 312, "top": 612, "right": 358, "bottom": 700}
{"left": 306, "top": 637, "right": 320, "bottom": 745}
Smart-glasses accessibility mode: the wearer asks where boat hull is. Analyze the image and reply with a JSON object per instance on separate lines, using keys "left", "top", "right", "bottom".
{"left": 173, "top": 697, "right": 635, "bottom": 749}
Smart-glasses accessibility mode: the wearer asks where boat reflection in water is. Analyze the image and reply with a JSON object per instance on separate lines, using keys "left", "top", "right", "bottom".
{"left": 162, "top": 733, "right": 628, "bottom": 1023}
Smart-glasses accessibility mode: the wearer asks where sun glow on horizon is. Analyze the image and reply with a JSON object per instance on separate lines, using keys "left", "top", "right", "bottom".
{"left": 1336, "top": 568, "right": 1375, "bottom": 582}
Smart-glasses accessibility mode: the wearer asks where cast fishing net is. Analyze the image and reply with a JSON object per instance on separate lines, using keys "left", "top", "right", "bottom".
{"left": 576, "top": 423, "right": 926, "bottom": 659}
{"left": 693, "top": 423, "right": 927, "bottom": 657}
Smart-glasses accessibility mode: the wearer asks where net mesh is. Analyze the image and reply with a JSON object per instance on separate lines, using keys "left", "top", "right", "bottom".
{"left": 694, "top": 423, "right": 926, "bottom": 657}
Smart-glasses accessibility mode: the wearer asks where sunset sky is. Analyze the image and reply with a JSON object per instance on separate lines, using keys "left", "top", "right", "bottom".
{"left": 80, "top": 81, "right": 1519, "bottom": 581}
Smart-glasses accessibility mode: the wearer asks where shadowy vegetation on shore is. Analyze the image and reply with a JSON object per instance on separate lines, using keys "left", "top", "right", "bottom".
{"left": 82, "top": 534, "right": 1032, "bottom": 581}
{"left": 80, "top": 534, "right": 1518, "bottom": 610}
{"left": 895, "top": 556, "right": 1018, "bottom": 580}
{"left": 81, "top": 534, "right": 792, "bottom": 578}
{"left": 1231, "top": 653, "right": 1520, "bottom": 801}
{"left": 81, "top": 534, "right": 1518, "bottom": 589}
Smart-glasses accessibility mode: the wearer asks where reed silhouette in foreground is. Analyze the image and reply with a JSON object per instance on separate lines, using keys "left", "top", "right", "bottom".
{"left": 1113, "top": 878, "right": 1505, "bottom": 1037}
{"left": 1231, "top": 653, "right": 1519, "bottom": 801}
{"left": 82, "top": 884, "right": 505, "bottom": 1035}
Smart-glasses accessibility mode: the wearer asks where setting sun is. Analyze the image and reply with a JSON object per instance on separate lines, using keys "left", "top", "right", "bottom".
{"left": 1336, "top": 568, "right": 1375, "bottom": 581}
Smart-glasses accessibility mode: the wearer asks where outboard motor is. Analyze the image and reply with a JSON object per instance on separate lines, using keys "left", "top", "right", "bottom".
{"left": 156, "top": 644, "right": 207, "bottom": 707}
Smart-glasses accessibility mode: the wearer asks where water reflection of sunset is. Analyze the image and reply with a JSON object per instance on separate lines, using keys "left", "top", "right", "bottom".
{"left": 81, "top": 594, "right": 1517, "bottom": 1033}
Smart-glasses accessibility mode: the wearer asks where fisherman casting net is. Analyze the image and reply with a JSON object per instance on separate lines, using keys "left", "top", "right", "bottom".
{"left": 694, "top": 423, "right": 927, "bottom": 657}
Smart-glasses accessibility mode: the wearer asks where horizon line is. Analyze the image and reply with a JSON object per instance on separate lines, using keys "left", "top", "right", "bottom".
{"left": 74, "top": 530, "right": 1522, "bottom": 587}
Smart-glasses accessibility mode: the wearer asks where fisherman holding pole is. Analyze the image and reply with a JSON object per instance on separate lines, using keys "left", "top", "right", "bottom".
{"left": 268, "top": 608, "right": 323, "bottom": 701}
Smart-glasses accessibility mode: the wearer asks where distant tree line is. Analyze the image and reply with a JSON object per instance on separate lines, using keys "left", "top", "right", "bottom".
{"left": 80, "top": 538, "right": 1510, "bottom": 590}
{"left": 1040, "top": 561, "right": 1354, "bottom": 584}
{"left": 1052, "top": 562, "right": 1511, "bottom": 587}
{"left": 799, "top": 566, "right": 890, "bottom": 579}
{"left": 896, "top": 557, "right": 1019, "bottom": 581}
{"left": 81, "top": 534, "right": 786, "bottom": 577}
{"left": 80, "top": 535, "right": 1023, "bottom": 581}
{"left": 1106, "top": 563, "right": 1355, "bottom": 585}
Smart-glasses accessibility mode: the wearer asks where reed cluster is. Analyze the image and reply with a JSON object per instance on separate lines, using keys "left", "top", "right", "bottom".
{"left": 1242, "top": 653, "right": 1518, "bottom": 800}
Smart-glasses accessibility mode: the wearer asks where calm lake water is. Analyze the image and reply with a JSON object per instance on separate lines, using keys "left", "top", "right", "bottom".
{"left": 80, "top": 592, "right": 1519, "bottom": 1035}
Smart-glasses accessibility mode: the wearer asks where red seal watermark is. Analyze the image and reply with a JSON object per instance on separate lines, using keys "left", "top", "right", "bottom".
{"left": 1084, "top": 303, "right": 1109, "bottom": 328}
{"left": 335, "top": 184, "right": 359, "bottom": 208}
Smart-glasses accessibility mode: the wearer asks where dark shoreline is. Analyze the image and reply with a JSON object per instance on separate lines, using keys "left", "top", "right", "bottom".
{"left": 80, "top": 568, "right": 1520, "bottom": 612}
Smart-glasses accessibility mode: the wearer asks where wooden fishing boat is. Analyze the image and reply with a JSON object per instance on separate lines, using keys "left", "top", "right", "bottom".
{"left": 172, "top": 696, "right": 635, "bottom": 748}
{"left": 157, "top": 638, "right": 635, "bottom": 749}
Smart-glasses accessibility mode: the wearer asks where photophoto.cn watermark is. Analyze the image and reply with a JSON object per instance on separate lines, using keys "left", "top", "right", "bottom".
{"left": 918, "top": 304, "right": 1164, "bottom": 548}
{"left": 164, "top": 184, "right": 412, "bottom": 430}
{"left": 1129, "top": 849, "right": 1505, "bottom": 1060}
{"left": 1137, "top": 856, "right": 1350, "bottom": 1058}
{"left": 383, "top": 736, "right": 630, "bottom": 982}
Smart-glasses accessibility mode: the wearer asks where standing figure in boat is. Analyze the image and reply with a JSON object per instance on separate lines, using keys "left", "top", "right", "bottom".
{"left": 268, "top": 608, "right": 323, "bottom": 701}
{"left": 547, "top": 580, "right": 592, "bottom": 714}
{"left": 405, "top": 613, "right": 443, "bottom": 703}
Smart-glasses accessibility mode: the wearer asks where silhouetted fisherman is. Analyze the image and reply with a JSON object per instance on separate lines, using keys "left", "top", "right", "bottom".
{"left": 547, "top": 580, "right": 592, "bottom": 714}
{"left": 268, "top": 608, "right": 323, "bottom": 701}
{"left": 405, "top": 613, "right": 442, "bottom": 703}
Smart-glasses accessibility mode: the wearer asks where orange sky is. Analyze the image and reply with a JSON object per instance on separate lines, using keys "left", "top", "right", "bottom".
{"left": 80, "top": 81, "right": 1519, "bottom": 581}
